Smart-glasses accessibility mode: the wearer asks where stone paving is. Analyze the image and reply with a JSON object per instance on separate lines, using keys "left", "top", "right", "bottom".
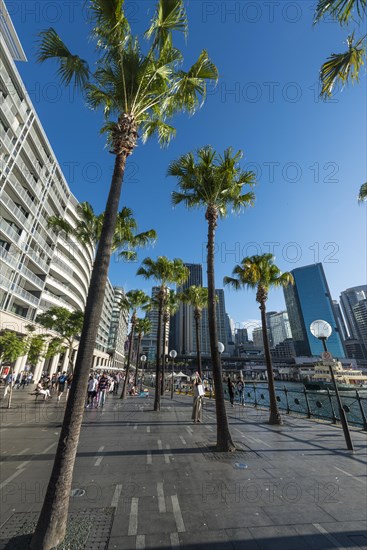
{"left": 0, "top": 390, "right": 366, "bottom": 549}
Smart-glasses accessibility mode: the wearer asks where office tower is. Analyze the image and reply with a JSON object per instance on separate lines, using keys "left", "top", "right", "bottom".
{"left": 225, "top": 314, "right": 235, "bottom": 355}
{"left": 268, "top": 311, "right": 292, "bottom": 348}
{"left": 352, "top": 299, "right": 367, "bottom": 347}
{"left": 0, "top": 2, "right": 117, "bottom": 374}
{"left": 174, "top": 263, "right": 203, "bottom": 354}
{"left": 332, "top": 300, "right": 348, "bottom": 341}
{"left": 200, "top": 289, "right": 229, "bottom": 355}
{"left": 283, "top": 263, "right": 345, "bottom": 357}
{"left": 340, "top": 286, "right": 367, "bottom": 340}
{"left": 252, "top": 327, "right": 264, "bottom": 349}
{"left": 108, "top": 287, "right": 129, "bottom": 369}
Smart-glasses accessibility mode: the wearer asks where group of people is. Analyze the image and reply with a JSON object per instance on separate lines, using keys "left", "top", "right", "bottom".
{"left": 86, "top": 371, "right": 126, "bottom": 408}
{"left": 191, "top": 373, "right": 246, "bottom": 423}
{"left": 35, "top": 371, "right": 73, "bottom": 401}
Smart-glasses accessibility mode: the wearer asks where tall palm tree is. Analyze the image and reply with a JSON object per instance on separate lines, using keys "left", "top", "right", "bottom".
{"left": 168, "top": 146, "right": 256, "bottom": 451}
{"left": 314, "top": 0, "right": 366, "bottom": 97}
{"left": 224, "top": 254, "right": 294, "bottom": 425}
{"left": 178, "top": 285, "right": 209, "bottom": 378}
{"left": 32, "top": 3, "right": 216, "bottom": 547}
{"left": 137, "top": 257, "right": 189, "bottom": 411}
{"left": 120, "top": 290, "right": 151, "bottom": 400}
{"left": 134, "top": 317, "right": 152, "bottom": 387}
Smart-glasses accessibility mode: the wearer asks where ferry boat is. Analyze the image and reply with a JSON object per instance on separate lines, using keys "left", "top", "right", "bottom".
{"left": 303, "top": 361, "right": 367, "bottom": 392}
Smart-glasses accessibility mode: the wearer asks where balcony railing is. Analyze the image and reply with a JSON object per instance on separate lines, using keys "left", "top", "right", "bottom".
{"left": 0, "top": 218, "right": 21, "bottom": 244}
{"left": 7, "top": 173, "right": 39, "bottom": 215}
{"left": 0, "top": 275, "right": 39, "bottom": 305}
{"left": 1, "top": 191, "right": 31, "bottom": 229}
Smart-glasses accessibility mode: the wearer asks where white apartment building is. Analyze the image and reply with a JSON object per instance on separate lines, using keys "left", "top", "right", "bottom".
{"left": 0, "top": 1, "right": 125, "bottom": 378}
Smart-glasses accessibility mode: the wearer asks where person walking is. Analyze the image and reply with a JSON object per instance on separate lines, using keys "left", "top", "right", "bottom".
{"left": 97, "top": 372, "right": 109, "bottom": 408}
{"left": 228, "top": 376, "right": 235, "bottom": 407}
{"left": 57, "top": 371, "right": 67, "bottom": 401}
{"left": 236, "top": 376, "right": 245, "bottom": 406}
{"left": 191, "top": 372, "right": 203, "bottom": 423}
{"left": 86, "top": 374, "right": 98, "bottom": 407}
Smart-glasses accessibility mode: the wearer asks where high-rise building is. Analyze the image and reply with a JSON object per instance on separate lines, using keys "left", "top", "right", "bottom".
{"left": 283, "top": 263, "right": 345, "bottom": 358}
{"left": 352, "top": 299, "right": 367, "bottom": 348}
{"left": 200, "top": 289, "right": 229, "bottom": 355}
{"left": 141, "top": 287, "right": 160, "bottom": 361}
{"left": 332, "top": 300, "right": 348, "bottom": 341}
{"left": 108, "top": 286, "right": 129, "bottom": 369}
{"left": 252, "top": 327, "right": 264, "bottom": 349}
{"left": 340, "top": 286, "right": 367, "bottom": 340}
{"left": 268, "top": 311, "right": 292, "bottom": 348}
{"left": 173, "top": 263, "right": 203, "bottom": 354}
{"left": 0, "top": 2, "right": 119, "bottom": 376}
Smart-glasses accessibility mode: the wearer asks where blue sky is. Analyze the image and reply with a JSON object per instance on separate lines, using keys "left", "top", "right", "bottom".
{"left": 8, "top": 1, "right": 366, "bottom": 334}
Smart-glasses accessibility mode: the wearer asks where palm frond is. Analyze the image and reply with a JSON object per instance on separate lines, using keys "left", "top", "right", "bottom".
{"left": 358, "top": 181, "right": 367, "bottom": 202}
{"left": 320, "top": 33, "right": 366, "bottom": 97}
{"left": 314, "top": 0, "right": 367, "bottom": 24}
{"left": 145, "top": 0, "right": 188, "bottom": 50}
{"left": 37, "top": 28, "right": 89, "bottom": 88}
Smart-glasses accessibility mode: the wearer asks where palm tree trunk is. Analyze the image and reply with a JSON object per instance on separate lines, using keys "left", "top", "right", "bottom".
{"left": 260, "top": 301, "right": 282, "bottom": 425}
{"left": 120, "top": 322, "right": 135, "bottom": 399}
{"left": 154, "top": 295, "right": 163, "bottom": 411}
{"left": 134, "top": 334, "right": 142, "bottom": 387}
{"left": 161, "top": 319, "right": 167, "bottom": 394}
{"left": 31, "top": 151, "right": 129, "bottom": 550}
{"left": 195, "top": 310, "right": 202, "bottom": 378}
{"left": 206, "top": 207, "right": 235, "bottom": 452}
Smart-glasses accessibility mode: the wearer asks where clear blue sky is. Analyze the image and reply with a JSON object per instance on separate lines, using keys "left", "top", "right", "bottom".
{"left": 9, "top": 1, "right": 366, "bottom": 333}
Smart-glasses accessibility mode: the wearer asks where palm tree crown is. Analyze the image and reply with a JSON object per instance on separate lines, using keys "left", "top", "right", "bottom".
{"left": 38, "top": 0, "right": 218, "bottom": 151}
{"left": 224, "top": 253, "right": 294, "bottom": 304}
{"left": 169, "top": 146, "right": 255, "bottom": 221}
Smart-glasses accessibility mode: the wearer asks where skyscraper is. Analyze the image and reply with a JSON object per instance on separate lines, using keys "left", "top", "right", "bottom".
{"left": 268, "top": 311, "right": 292, "bottom": 348}
{"left": 283, "top": 263, "right": 345, "bottom": 358}
{"left": 340, "top": 286, "right": 367, "bottom": 340}
{"left": 173, "top": 263, "right": 203, "bottom": 354}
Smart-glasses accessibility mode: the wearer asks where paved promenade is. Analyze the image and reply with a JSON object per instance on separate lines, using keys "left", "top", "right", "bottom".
{"left": 0, "top": 390, "right": 366, "bottom": 549}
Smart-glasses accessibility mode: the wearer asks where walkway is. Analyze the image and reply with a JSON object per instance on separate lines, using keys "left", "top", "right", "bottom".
{"left": 0, "top": 391, "right": 366, "bottom": 549}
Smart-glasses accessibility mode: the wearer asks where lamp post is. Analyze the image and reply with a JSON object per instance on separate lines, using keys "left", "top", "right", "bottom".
{"left": 140, "top": 355, "right": 146, "bottom": 393}
{"left": 310, "top": 320, "right": 354, "bottom": 452}
{"left": 169, "top": 350, "right": 177, "bottom": 399}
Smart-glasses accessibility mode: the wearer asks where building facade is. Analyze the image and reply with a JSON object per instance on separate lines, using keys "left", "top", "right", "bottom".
{"left": 283, "top": 263, "right": 345, "bottom": 358}
{"left": 0, "top": 2, "right": 122, "bottom": 376}
{"left": 108, "top": 286, "right": 129, "bottom": 369}
{"left": 268, "top": 311, "right": 292, "bottom": 348}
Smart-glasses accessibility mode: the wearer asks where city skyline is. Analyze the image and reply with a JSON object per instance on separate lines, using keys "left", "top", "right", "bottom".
{"left": 3, "top": 1, "right": 366, "bottom": 335}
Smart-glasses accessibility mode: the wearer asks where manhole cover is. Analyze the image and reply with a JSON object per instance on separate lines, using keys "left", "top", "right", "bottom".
{"left": 0, "top": 508, "right": 114, "bottom": 550}
{"left": 196, "top": 441, "right": 260, "bottom": 462}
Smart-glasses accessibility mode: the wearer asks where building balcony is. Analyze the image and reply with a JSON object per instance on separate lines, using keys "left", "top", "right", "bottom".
{"left": 0, "top": 275, "right": 40, "bottom": 306}
{"left": 7, "top": 173, "right": 39, "bottom": 215}
{"left": 1, "top": 190, "right": 32, "bottom": 229}
{"left": 0, "top": 218, "right": 22, "bottom": 245}
{"left": 46, "top": 274, "right": 85, "bottom": 311}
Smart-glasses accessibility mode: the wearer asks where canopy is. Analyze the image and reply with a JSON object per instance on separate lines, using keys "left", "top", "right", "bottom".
{"left": 175, "top": 371, "right": 190, "bottom": 378}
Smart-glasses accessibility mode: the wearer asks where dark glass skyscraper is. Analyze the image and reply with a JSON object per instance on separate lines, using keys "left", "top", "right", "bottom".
{"left": 283, "top": 263, "right": 345, "bottom": 358}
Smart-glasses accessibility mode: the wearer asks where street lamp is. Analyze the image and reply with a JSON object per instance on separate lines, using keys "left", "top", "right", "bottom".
{"left": 140, "top": 355, "right": 147, "bottom": 393}
{"left": 310, "top": 320, "right": 354, "bottom": 452}
{"left": 169, "top": 350, "right": 177, "bottom": 400}
{"left": 218, "top": 342, "right": 224, "bottom": 353}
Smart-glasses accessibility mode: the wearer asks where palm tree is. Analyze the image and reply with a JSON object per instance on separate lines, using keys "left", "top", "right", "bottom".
{"left": 358, "top": 182, "right": 367, "bottom": 202}
{"left": 134, "top": 317, "right": 152, "bottom": 387}
{"left": 120, "top": 290, "right": 151, "bottom": 400}
{"left": 49, "top": 203, "right": 157, "bottom": 260}
{"left": 161, "top": 290, "right": 180, "bottom": 394}
{"left": 224, "top": 254, "right": 294, "bottom": 425}
{"left": 314, "top": 0, "right": 366, "bottom": 98}
{"left": 168, "top": 146, "right": 256, "bottom": 451}
{"left": 137, "top": 257, "right": 189, "bottom": 411}
{"left": 32, "top": 3, "right": 216, "bottom": 545}
{"left": 178, "top": 286, "right": 209, "bottom": 378}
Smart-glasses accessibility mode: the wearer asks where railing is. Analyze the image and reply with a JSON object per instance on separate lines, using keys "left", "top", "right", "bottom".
{"left": 1, "top": 191, "right": 31, "bottom": 228}
{"left": 0, "top": 275, "right": 39, "bottom": 305}
{"left": 0, "top": 218, "right": 21, "bottom": 244}
{"left": 7, "top": 173, "right": 39, "bottom": 215}
{"left": 224, "top": 382, "right": 367, "bottom": 430}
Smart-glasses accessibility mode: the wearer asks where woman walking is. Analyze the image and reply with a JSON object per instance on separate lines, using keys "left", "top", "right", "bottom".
{"left": 192, "top": 372, "right": 203, "bottom": 423}
{"left": 228, "top": 376, "right": 235, "bottom": 407}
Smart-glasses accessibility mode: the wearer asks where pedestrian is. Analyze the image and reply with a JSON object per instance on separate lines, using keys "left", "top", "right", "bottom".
{"left": 97, "top": 371, "right": 109, "bottom": 408}
{"left": 3, "top": 372, "right": 14, "bottom": 398}
{"left": 57, "top": 371, "right": 67, "bottom": 401}
{"left": 191, "top": 372, "right": 204, "bottom": 423}
{"left": 228, "top": 376, "right": 235, "bottom": 407}
{"left": 36, "top": 380, "right": 51, "bottom": 400}
{"left": 86, "top": 374, "right": 98, "bottom": 407}
{"left": 236, "top": 376, "right": 245, "bottom": 406}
